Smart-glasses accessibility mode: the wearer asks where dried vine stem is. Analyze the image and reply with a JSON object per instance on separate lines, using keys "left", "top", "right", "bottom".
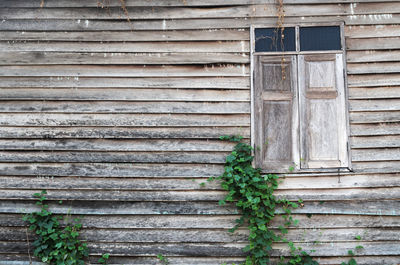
{"left": 276, "top": 0, "right": 287, "bottom": 80}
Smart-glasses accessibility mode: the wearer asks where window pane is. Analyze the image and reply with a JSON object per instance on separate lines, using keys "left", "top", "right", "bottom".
{"left": 255, "top": 27, "right": 295, "bottom": 52}
{"left": 300, "top": 26, "right": 341, "bottom": 51}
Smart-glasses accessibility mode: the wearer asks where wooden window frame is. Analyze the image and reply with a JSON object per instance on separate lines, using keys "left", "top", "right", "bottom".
{"left": 250, "top": 22, "right": 352, "bottom": 173}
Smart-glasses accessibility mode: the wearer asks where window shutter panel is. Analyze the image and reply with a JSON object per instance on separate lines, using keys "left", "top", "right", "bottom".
{"left": 298, "top": 54, "right": 349, "bottom": 168}
{"left": 254, "top": 55, "right": 299, "bottom": 171}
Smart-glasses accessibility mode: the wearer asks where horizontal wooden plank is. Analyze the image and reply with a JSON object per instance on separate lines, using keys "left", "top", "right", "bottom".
{"left": 0, "top": 139, "right": 236, "bottom": 151}
{"left": 348, "top": 74, "right": 400, "bottom": 87}
{"left": 0, "top": 77, "right": 249, "bottom": 89}
{"left": 349, "top": 87, "right": 400, "bottom": 99}
{"left": 3, "top": 0, "right": 400, "bottom": 8}
{"left": 1, "top": 15, "right": 400, "bottom": 32}
{"left": 0, "top": 64, "right": 250, "bottom": 77}
{"left": 0, "top": 163, "right": 223, "bottom": 177}
{"left": 0, "top": 88, "right": 250, "bottom": 101}
{"left": 0, "top": 41, "right": 250, "bottom": 53}
{"left": 1, "top": 241, "right": 399, "bottom": 256}
{"left": 280, "top": 174, "right": 400, "bottom": 189}
{"left": 2, "top": 4, "right": 400, "bottom": 20}
{"left": 346, "top": 37, "right": 400, "bottom": 50}
{"left": 1, "top": 256, "right": 400, "bottom": 265}
{"left": 0, "top": 113, "right": 250, "bottom": 126}
{"left": 1, "top": 227, "right": 399, "bottom": 244}
{"left": 0, "top": 101, "right": 250, "bottom": 114}
{"left": 1, "top": 200, "right": 240, "bottom": 215}
{"left": 2, "top": 187, "right": 400, "bottom": 202}
{"left": 0, "top": 126, "right": 251, "bottom": 139}
{"left": 1, "top": 200, "right": 399, "bottom": 216}
{"left": 350, "top": 111, "right": 400, "bottom": 123}
{"left": 351, "top": 123, "right": 400, "bottom": 136}
{"left": 0, "top": 151, "right": 228, "bottom": 163}
{"left": 1, "top": 255, "right": 399, "bottom": 265}
{"left": 347, "top": 62, "right": 400, "bottom": 74}
{"left": 276, "top": 187, "right": 400, "bottom": 201}
{"left": 352, "top": 148, "right": 400, "bottom": 161}
{"left": 345, "top": 24, "right": 400, "bottom": 38}
{"left": 347, "top": 50, "right": 400, "bottom": 63}
{"left": 352, "top": 161, "right": 400, "bottom": 173}
{"left": 0, "top": 189, "right": 228, "bottom": 201}
{"left": 2, "top": 213, "right": 400, "bottom": 229}
{"left": 0, "top": 30, "right": 249, "bottom": 42}
{"left": 2, "top": 172, "right": 399, "bottom": 191}
{"left": 350, "top": 99, "right": 400, "bottom": 111}
{"left": 0, "top": 52, "right": 250, "bottom": 65}
{"left": 351, "top": 135, "right": 400, "bottom": 148}
{"left": 0, "top": 176, "right": 222, "bottom": 190}
{"left": 1, "top": 227, "right": 248, "bottom": 243}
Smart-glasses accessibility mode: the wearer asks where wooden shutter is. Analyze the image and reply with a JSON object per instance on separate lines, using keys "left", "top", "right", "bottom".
{"left": 254, "top": 55, "right": 299, "bottom": 171}
{"left": 298, "top": 54, "right": 349, "bottom": 169}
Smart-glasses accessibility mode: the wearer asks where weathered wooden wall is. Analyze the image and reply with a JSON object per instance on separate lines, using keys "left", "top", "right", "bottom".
{"left": 0, "top": 0, "right": 399, "bottom": 264}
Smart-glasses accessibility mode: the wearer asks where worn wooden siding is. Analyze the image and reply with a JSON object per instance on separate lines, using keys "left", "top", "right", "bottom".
{"left": 0, "top": 0, "right": 399, "bottom": 264}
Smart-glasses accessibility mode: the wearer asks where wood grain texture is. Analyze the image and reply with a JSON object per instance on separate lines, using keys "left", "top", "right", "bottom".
{"left": 0, "top": 113, "right": 250, "bottom": 126}
{"left": 351, "top": 123, "right": 400, "bottom": 136}
{"left": 1, "top": 15, "right": 400, "bottom": 32}
{"left": 2, "top": 0, "right": 400, "bottom": 262}
{"left": 2, "top": 4, "right": 400, "bottom": 20}
{"left": 2, "top": 213, "right": 400, "bottom": 229}
{"left": 347, "top": 62, "right": 400, "bottom": 74}
{"left": 1, "top": 187, "right": 400, "bottom": 201}
{"left": 345, "top": 24, "right": 400, "bottom": 38}
{"left": 0, "top": 30, "right": 250, "bottom": 42}
{"left": 0, "top": 52, "right": 250, "bottom": 65}
{"left": 0, "top": 64, "right": 250, "bottom": 77}
{"left": 1, "top": 241, "right": 399, "bottom": 256}
{"left": 0, "top": 163, "right": 223, "bottom": 177}
{"left": 1, "top": 227, "right": 398, "bottom": 243}
{"left": 0, "top": 126, "right": 251, "bottom": 139}
{"left": 0, "top": 101, "right": 250, "bottom": 114}
{"left": 0, "top": 256, "right": 399, "bottom": 265}
{"left": 3, "top": 0, "right": 400, "bottom": 8}
{"left": 0, "top": 139, "right": 236, "bottom": 151}
{"left": 1, "top": 173, "right": 399, "bottom": 191}
{"left": 0, "top": 88, "right": 250, "bottom": 101}
{"left": 0, "top": 76, "right": 249, "bottom": 89}
{"left": 0, "top": 41, "right": 250, "bottom": 53}
{"left": 2, "top": 199, "right": 399, "bottom": 216}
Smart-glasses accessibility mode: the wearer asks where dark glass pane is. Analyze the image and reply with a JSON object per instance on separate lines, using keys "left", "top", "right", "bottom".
{"left": 300, "top": 26, "right": 341, "bottom": 51}
{"left": 255, "top": 27, "right": 295, "bottom": 52}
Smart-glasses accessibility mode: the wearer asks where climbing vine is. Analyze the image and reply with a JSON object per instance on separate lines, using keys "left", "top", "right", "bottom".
{"left": 22, "top": 190, "right": 109, "bottom": 265}
{"left": 208, "top": 136, "right": 314, "bottom": 265}
{"left": 212, "top": 136, "right": 360, "bottom": 265}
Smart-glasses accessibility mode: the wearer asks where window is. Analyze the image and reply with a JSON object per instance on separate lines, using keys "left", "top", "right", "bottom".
{"left": 251, "top": 24, "right": 350, "bottom": 172}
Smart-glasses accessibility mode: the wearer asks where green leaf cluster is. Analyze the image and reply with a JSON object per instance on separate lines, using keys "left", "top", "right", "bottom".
{"left": 22, "top": 190, "right": 89, "bottom": 265}
{"left": 215, "top": 136, "right": 308, "bottom": 264}
{"left": 157, "top": 254, "right": 170, "bottom": 265}
{"left": 214, "top": 136, "right": 361, "bottom": 265}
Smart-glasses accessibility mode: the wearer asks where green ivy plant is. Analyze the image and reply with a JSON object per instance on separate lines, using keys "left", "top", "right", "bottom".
{"left": 157, "top": 254, "right": 170, "bottom": 265}
{"left": 213, "top": 136, "right": 358, "bottom": 265}
{"left": 22, "top": 190, "right": 109, "bottom": 265}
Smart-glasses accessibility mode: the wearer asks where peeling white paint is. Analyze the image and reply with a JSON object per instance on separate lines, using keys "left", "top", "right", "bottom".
{"left": 77, "top": 19, "right": 81, "bottom": 24}
{"left": 240, "top": 41, "right": 245, "bottom": 52}
{"left": 162, "top": 19, "right": 166, "bottom": 30}
{"left": 1, "top": 19, "right": 6, "bottom": 24}
{"left": 85, "top": 19, "right": 89, "bottom": 27}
